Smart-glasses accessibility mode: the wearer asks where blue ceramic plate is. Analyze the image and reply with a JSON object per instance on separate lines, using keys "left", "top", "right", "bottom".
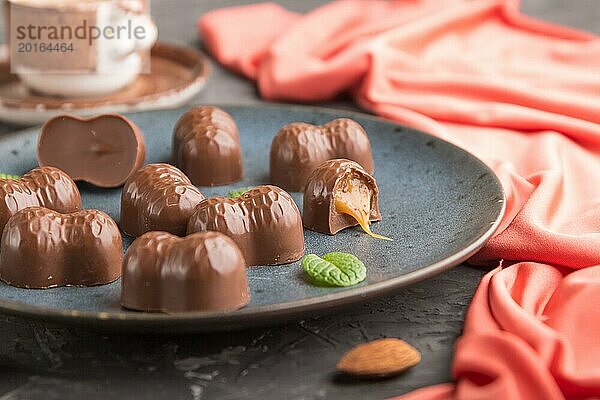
{"left": 0, "top": 104, "right": 504, "bottom": 332}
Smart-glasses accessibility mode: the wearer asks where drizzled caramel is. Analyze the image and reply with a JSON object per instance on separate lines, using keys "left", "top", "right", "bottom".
{"left": 334, "top": 175, "right": 392, "bottom": 241}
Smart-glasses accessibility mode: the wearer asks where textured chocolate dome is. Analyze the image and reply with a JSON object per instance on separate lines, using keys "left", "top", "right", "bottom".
{"left": 120, "top": 163, "right": 205, "bottom": 237}
{"left": 121, "top": 231, "right": 250, "bottom": 313}
{"left": 0, "top": 166, "right": 81, "bottom": 232}
{"left": 270, "top": 118, "right": 374, "bottom": 192}
{"left": 0, "top": 207, "right": 122, "bottom": 288}
{"left": 173, "top": 106, "right": 243, "bottom": 186}
{"left": 188, "top": 185, "right": 304, "bottom": 266}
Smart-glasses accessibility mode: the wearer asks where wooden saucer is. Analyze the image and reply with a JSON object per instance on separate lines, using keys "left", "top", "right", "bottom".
{"left": 0, "top": 42, "right": 209, "bottom": 125}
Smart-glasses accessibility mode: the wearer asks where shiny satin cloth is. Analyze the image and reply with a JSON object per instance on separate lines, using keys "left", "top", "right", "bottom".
{"left": 199, "top": 1, "right": 600, "bottom": 398}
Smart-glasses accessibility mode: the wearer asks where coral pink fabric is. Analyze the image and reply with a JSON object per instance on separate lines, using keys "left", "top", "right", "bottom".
{"left": 199, "top": 1, "right": 600, "bottom": 398}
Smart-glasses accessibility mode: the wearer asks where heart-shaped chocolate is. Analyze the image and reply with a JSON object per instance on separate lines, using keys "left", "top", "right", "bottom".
{"left": 270, "top": 118, "right": 374, "bottom": 192}
{"left": 0, "top": 207, "right": 122, "bottom": 288}
{"left": 120, "top": 163, "right": 206, "bottom": 237}
{"left": 38, "top": 114, "right": 146, "bottom": 188}
{"left": 187, "top": 185, "right": 304, "bottom": 266}
{"left": 121, "top": 231, "right": 250, "bottom": 313}
{"left": 0, "top": 166, "right": 81, "bottom": 233}
{"left": 173, "top": 106, "right": 243, "bottom": 186}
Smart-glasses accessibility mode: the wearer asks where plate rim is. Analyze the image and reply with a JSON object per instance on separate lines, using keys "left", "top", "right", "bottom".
{"left": 0, "top": 102, "right": 506, "bottom": 330}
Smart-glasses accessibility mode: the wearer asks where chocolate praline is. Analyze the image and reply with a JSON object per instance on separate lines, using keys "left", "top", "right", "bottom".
{"left": 0, "top": 207, "right": 122, "bottom": 288}
{"left": 120, "top": 163, "right": 205, "bottom": 237}
{"left": 173, "top": 106, "right": 243, "bottom": 186}
{"left": 121, "top": 231, "right": 250, "bottom": 313}
{"left": 121, "top": 164, "right": 204, "bottom": 236}
{"left": 270, "top": 118, "right": 374, "bottom": 192}
{"left": 303, "top": 159, "right": 381, "bottom": 235}
{"left": 38, "top": 114, "right": 146, "bottom": 188}
{"left": 187, "top": 185, "right": 305, "bottom": 266}
{"left": 0, "top": 166, "right": 81, "bottom": 233}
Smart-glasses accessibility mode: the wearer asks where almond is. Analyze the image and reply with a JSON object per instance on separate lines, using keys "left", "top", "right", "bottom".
{"left": 336, "top": 338, "right": 421, "bottom": 377}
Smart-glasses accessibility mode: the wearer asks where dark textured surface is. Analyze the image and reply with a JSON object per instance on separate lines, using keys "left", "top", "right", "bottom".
{"left": 0, "top": 104, "right": 503, "bottom": 331}
{"left": 0, "top": 0, "right": 598, "bottom": 399}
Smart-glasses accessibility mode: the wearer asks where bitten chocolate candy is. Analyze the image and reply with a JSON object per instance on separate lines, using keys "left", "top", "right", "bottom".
{"left": 0, "top": 166, "right": 81, "bottom": 233}
{"left": 270, "top": 118, "right": 374, "bottom": 192}
{"left": 120, "top": 163, "right": 205, "bottom": 237}
{"left": 38, "top": 114, "right": 146, "bottom": 188}
{"left": 173, "top": 106, "right": 243, "bottom": 186}
{"left": 187, "top": 185, "right": 304, "bottom": 266}
{"left": 303, "top": 159, "right": 388, "bottom": 239}
{"left": 0, "top": 207, "right": 122, "bottom": 288}
{"left": 121, "top": 231, "right": 250, "bottom": 313}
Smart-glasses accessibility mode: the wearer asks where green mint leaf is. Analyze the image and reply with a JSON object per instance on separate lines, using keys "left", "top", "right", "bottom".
{"left": 302, "top": 252, "right": 366, "bottom": 287}
{"left": 228, "top": 187, "right": 253, "bottom": 198}
{"left": 0, "top": 173, "right": 19, "bottom": 180}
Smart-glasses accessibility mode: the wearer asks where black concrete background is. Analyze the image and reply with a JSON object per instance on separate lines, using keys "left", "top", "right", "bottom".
{"left": 0, "top": 1, "right": 598, "bottom": 399}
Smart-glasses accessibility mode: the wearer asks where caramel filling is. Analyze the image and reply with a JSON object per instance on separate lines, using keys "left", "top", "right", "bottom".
{"left": 334, "top": 176, "right": 392, "bottom": 241}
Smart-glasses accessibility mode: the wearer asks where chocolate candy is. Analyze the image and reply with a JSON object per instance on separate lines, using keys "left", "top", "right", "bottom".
{"left": 173, "top": 106, "right": 243, "bottom": 186}
{"left": 0, "top": 207, "right": 122, "bottom": 288}
{"left": 38, "top": 114, "right": 146, "bottom": 188}
{"left": 303, "top": 159, "right": 389, "bottom": 239}
{"left": 270, "top": 118, "right": 374, "bottom": 192}
{"left": 121, "top": 231, "right": 250, "bottom": 313}
{"left": 187, "top": 185, "right": 304, "bottom": 266}
{"left": 120, "top": 163, "right": 205, "bottom": 237}
{"left": 0, "top": 166, "right": 81, "bottom": 233}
